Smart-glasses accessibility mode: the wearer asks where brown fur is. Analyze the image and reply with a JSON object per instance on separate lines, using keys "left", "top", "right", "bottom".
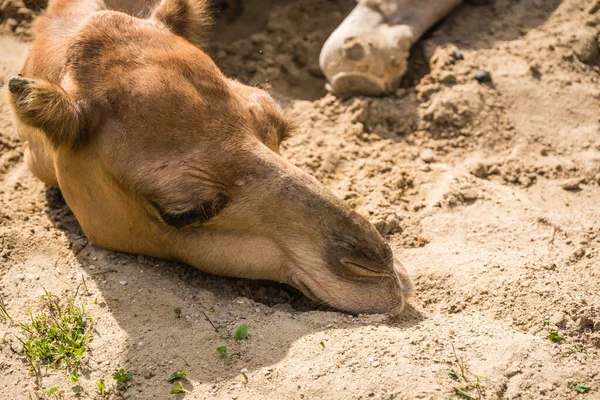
{"left": 7, "top": 0, "right": 413, "bottom": 314}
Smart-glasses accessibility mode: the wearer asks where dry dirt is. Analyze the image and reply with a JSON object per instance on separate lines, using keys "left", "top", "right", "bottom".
{"left": 1, "top": 0, "right": 600, "bottom": 399}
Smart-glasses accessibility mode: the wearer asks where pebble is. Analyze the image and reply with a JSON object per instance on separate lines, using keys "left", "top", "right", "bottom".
{"left": 452, "top": 48, "right": 464, "bottom": 60}
{"left": 420, "top": 149, "right": 435, "bottom": 163}
{"left": 119, "top": 280, "right": 128, "bottom": 285}
{"left": 469, "top": 162, "right": 488, "bottom": 179}
{"left": 474, "top": 70, "right": 492, "bottom": 83}
{"left": 572, "top": 29, "right": 599, "bottom": 64}
{"left": 561, "top": 179, "right": 582, "bottom": 191}
{"left": 383, "top": 214, "right": 401, "bottom": 235}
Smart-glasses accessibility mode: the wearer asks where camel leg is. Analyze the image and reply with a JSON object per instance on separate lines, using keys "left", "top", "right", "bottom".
{"left": 319, "top": 0, "right": 462, "bottom": 96}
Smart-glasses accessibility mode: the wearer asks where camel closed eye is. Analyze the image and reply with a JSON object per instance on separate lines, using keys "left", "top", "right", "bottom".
{"left": 152, "top": 194, "right": 229, "bottom": 229}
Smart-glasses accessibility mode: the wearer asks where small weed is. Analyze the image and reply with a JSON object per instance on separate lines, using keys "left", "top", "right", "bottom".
{"left": 241, "top": 368, "right": 248, "bottom": 385}
{"left": 319, "top": 340, "right": 325, "bottom": 350}
{"left": 112, "top": 368, "right": 133, "bottom": 390}
{"left": 96, "top": 378, "right": 108, "bottom": 395}
{"left": 16, "top": 290, "right": 93, "bottom": 384}
{"left": 448, "top": 369, "right": 460, "bottom": 381}
{"left": 575, "top": 382, "right": 590, "bottom": 394}
{"left": 171, "top": 381, "right": 185, "bottom": 393}
{"left": 216, "top": 345, "right": 240, "bottom": 364}
{"left": 547, "top": 331, "right": 563, "bottom": 342}
{"left": 0, "top": 297, "right": 13, "bottom": 324}
{"left": 167, "top": 369, "right": 187, "bottom": 383}
{"left": 543, "top": 321, "right": 550, "bottom": 328}
{"left": 69, "top": 368, "right": 79, "bottom": 383}
{"left": 45, "top": 386, "right": 63, "bottom": 399}
{"left": 453, "top": 387, "right": 477, "bottom": 399}
{"left": 570, "top": 345, "right": 585, "bottom": 353}
{"left": 45, "top": 387, "right": 58, "bottom": 395}
{"left": 236, "top": 324, "right": 248, "bottom": 341}
{"left": 174, "top": 308, "right": 182, "bottom": 318}
{"left": 449, "top": 345, "right": 486, "bottom": 400}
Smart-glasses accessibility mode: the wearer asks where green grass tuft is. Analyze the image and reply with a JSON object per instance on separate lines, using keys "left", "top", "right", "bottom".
{"left": 16, "top": 290, "right": 93, "bottom": 382}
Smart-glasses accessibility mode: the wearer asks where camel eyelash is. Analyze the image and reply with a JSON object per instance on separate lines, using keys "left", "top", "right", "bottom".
{"left": 151, "top": 194, "right": 229, "bottom": 229}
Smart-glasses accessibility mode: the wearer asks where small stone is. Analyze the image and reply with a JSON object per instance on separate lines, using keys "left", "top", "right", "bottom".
{"left": 372, "top": 361, "right": 380, "bottom": 367}
{"left": 137, "top": 255, "right": 146, "bottom": 264}
{"left": 383, "top": 214, "right": 401, "bottom": 234}
{"left": 474, "top": 70, "right": 492, "bottom": 83}
{"left": 119, "top": 280, "right": 128, "bottom": 285}
{"left": 420, "top": 149, "right": 435, "bottom": 163}
{"left": 452, "top": 48, "right": 464, "bottom": 61}
{"left": 550, "top": 312, "right": 566, "bottom": 327}
{"left": 469, "top": 162, "right": 488, "bottom": 179}
{"left": 518, "top": 176, "right": 531, "bottom": 187}
{"left": 573, "top": 29, "right": 599, "bottom": 64}
{"left": 144, "top": 371, "right": 155, "bottom": 379}
{"left": 561, "top": 179, "right": 582, "bottom": 191}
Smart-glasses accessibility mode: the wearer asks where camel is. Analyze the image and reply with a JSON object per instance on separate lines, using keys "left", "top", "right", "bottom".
{"left": 7, "top": 0, "right": 426, "bottom": 314}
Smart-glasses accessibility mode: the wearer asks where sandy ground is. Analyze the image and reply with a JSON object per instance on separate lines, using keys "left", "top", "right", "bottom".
{"left": 1, "top": 0, "right": 600, "bottom": 399}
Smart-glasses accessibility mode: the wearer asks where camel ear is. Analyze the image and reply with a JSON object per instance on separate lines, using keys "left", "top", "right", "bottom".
{"left": 8, "top": 76, "right": 83, "bottom": 148}
{"left": 151, "top": 0, "right": 212, "bottom": 47}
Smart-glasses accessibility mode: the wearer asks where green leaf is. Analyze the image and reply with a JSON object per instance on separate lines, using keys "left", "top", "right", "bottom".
{"left": 69, "top": 369, "right": 79, "bottom": 383}
{"left": 171, "top": 381, "right": 185, "bottom": 393}
{"left": 174, "top": 308, "right": 182, "bottom": 318}
{"left": 452, "top": 387, "right": 476, "bottom": 400}
{"left": 216, "top": 345, "right": 227, "bottom": 355}
{"left": 547, "top": 331, "right": 563, "bottom": 342}
{"left": 45, "top": 387, "right": 58, "bottom": 395}
{"left": 319, "top": 340, "right": 325, "bottom": 350}
{"left": 235, "top": 324, "right": 248, "bottom": 341}
{"left": 96, "top": 379, "right": 106, "bottom": 395}
{"left": 112, "top": 367, "right": 133, "bottom": 389}
{"left": 575, "top": 382, "right": 590, "bottom": 394}
{"left": 448, "top": 369, "right": 459, "bottom": 381}
{"left": 167, "top": 369, "right": 188, "bottom": 383}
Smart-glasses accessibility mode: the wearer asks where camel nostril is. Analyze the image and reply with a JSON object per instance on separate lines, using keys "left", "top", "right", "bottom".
{"left": 342, "top": 37, "right": 366, "bottom": 61}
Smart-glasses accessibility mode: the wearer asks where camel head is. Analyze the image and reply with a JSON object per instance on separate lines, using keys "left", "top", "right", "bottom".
{"left": 7, "top": 0, "right": 413, "bottom": 314}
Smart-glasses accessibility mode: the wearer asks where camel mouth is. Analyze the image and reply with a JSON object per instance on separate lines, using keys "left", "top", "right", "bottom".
{"left": 290, "top": 262, "right": 406, "bottom": 314}
{"left": 341, "top": 258, "right": 394, "bottom": 278}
